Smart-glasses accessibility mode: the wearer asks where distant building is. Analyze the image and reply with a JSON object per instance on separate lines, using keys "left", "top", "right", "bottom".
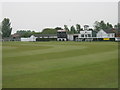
{"left": 67, "top": 26, "right": 116, "bottom": 41}
{"left": 18, "top": 25, "right": 118, "bottom": 42}
{"left": 57, "top": 30, "right": 67, "bottom": 41}
{"left": 21, "top": 34, "right": 57, "bottom": 41}
{"left": 79, "top": 30, "right": 92, "bottom": 38}
{"left": 97, "top": 29, "right": 115, "bottom": 38}
{"left": 67, "top": 34, "right": 79, "bottom": 41}
{"left": 2, "top": 33, "right": 21, "bottom": 41}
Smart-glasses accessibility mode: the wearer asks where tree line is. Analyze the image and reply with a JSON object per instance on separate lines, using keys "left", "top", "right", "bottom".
{"left": 0, "top": 18, "right": 120, "bottom": 38}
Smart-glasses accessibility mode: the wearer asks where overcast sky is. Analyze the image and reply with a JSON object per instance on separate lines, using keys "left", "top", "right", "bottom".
{"left": 2, "top": 2, "right": 118, "bottom": 34}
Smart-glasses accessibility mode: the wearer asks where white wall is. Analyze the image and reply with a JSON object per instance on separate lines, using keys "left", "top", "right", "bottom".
{"left": 97, "top": 29, "right": 108, "bottom": 38}
{"left": 97, "top": 29, "right": 115, "bottom": 38}
{"left": 21, "top": 38, "right": 30, "bottom": 41}
{"left": 108, "top": 33, "right": 115, "bottom": 38}
{"left": 80, "top": 30, "right": 92, "bottom": 34}
{"left": 79, "top": 30, "right": 92, "bottom": 38}
{"left": 29, "top": 35, "right": 37, "bottom": 41}
{"left": 67, "top": 34, "right": 73, "bottom": 41}
{"left": 21, "top": 35, "right": 37, "bottom": 41}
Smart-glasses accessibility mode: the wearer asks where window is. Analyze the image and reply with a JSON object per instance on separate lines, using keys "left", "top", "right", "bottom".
{"left": 88, "top": 34, "right": 91, "bottom": 37}
{"left": 81, "top": 34, "right": 84, "bottom": 37}
{"left": 85, "top": 35, "right": 87, "bottom": 37}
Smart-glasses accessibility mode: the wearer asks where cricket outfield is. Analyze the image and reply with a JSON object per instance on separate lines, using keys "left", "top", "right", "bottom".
{"left": 2, "top": 41, "right": 118, "bottom": 88}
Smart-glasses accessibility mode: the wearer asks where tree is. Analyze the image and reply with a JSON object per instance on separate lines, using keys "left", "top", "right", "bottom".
{"left": 55, "top": 27, "right": 63, "bottom": 30}
{"left": 2, "top": 18, "right": 12, "bottom": 38}
{"left": 114, "top": 23, "right": 120, "bottom": 30}
{"left": 94, "top": 21, "right": 101, "bottom": 31}
{"left": 106, "top": 22, "right": 113, "bottom": 29}
{"left": 76, "top": 24, "right": 81, "bottom": 33}
{"left": 99, "top": 20, "right": 107, "bottom": 30}
{"left": 41, "top": 28, "right": 57, "bottom": 34}
{"left": 94, "top": 20, "right": 112, "bottom": 31}
{"left": 64, "top": 25, "right": 69, "bottom": 31}
{"left": 114, "top": 25, "right": 117, "bottom": 29}
{"left": 70, "top": 26, "right": 76, "bottom": 34}
{"left": 16, "top": 30, "right": 35, "bottom": 37}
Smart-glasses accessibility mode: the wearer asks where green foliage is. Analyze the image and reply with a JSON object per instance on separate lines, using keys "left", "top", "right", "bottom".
{"left": 106, "top": 22, "right": 113, "bottom": 29}
{"left": 65, "top": 24, "right": 81, "bottom": 34}
{"left": 100, "top": 21, "right": 107, "bottom": 30}
{"left": 2, "top": 18, "right": 12, "bottom": 38}
{"left": 69, "top": 25, "right": 77, "bottom": 34}
{"left": 64, "top": 25, "right": 69, "bottom": 31}
{"left": 55, "top": 27, "right": 63, "bottom": 30}
{"left": 76, "top": 24, "right": 81, "bottom": 33}
{"left": 94, "top": 20, "right": 113, "bottom": 31}
{"left": 16, "top": 30, "right": 35, "bottom": 37}
{"left": 41, "top": 28, "right": 57, "bottom": 34}
{"left": 70, "top": 26, "right": 75, "bottom": 33}
{"left": 93, "top": 21, "right": 100, "bottom": 31}
{"left": 114, "top": 23, "right": 120, "bottom": 30}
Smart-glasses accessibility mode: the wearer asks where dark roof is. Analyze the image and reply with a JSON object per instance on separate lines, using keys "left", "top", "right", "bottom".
{"left": 33, "top": 34, "right": 57, "bottom": 37}
{"left": 80, "top": 30, "right": 92, "bottom": 31}
{"left": 104, "top": 29, "right": 115, "bottom": 33}
{"left": 2, "top": 37, "right": 12, "bottom": 39}
{"left": 11, "top": 33, "right": 21, "bottom": 37}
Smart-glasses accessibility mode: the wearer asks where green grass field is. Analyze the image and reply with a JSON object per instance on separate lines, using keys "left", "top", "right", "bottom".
{"left": 2, "top": 41, "right": 118, "bottom": 88}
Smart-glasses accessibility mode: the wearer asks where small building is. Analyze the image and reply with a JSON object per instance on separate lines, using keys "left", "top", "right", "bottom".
{"left": 34, "top": 34, "right": 57, "bottom": 41}
{"left": 21, "top": 34, "right": 57, "bottom": 41}
{"left": 97, "top": 29, "right": 115, "bottom": 38}
{"left": 79, "top": 30, "right": 92, "bottom": 38}
{"left": 67, "top": 34, "right": 79, "bottom": 41}
{"left": 76, "top": 30, "right": 93, "bottom": 41}
{"left": 11, "top": 33, "right": 21, "bottom": 41}
{"left": 67, "top": 34, "right": 74, "bottom": 41}
{"left": 57, "top": 30, "right": 67, "bottom": 41}
{"left": 3, "top": 33, "right": 21, "bottom": 41}
{"left": 67, "top": 29, "right": 94, "bottom": 41}
{"left": 76, "top": 25, "right": 94, "bottom": 41}
{"left": 96, "top": 29, "right": 115, "bottom": 41}
{"left": 19, "top": 27, "right": 116, "bottom": 42}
